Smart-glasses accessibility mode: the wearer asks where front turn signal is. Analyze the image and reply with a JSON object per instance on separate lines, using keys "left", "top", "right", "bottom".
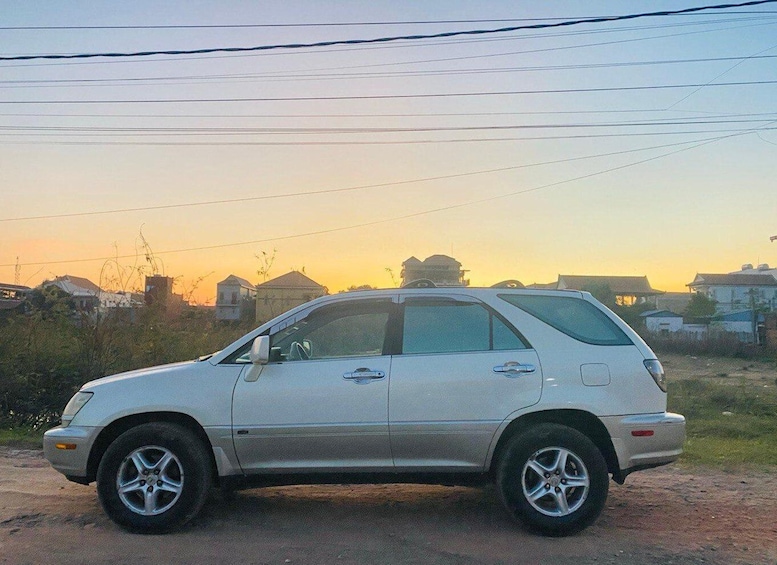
{"left": 55, "top": 443, "right": 77, "bottom": 450}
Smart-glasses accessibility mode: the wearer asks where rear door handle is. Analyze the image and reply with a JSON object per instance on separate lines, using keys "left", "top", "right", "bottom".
{"left": 493, "top": 362, "right": 536, "bottom": 377}
{"left": 343, "top": 368, "right": 386, "bottom": 383}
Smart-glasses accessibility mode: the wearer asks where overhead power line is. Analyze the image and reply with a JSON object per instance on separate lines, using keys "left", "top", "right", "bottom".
{"left": 0, "top": 18, "right": 666, "bottom": 30}
{"left": 0, "top": 119, "right": 774, "bottom": 137}
{"left": 0, "top": 128, "right": 760, "bottom": 268}
{"left": 3, "top": 54, "right": 776, "bottom": 88}
{"left": 5, "top": 18, "right": 773, "bottom": 71}
{"left": 2, "top": 110, "right": 774, "bottom": 119}
{"left": 1, "top": 0, "right": 775, "bottom": 61}
{"left": 3, "top": 79, "right": 775, "bottom": 104}
{"left": 5, "top": 127, "right": 777, "bottom": 146}
{"left": 0, "top": 137, "right": 731, "bottom": 224}
{"left": 3, "top": 11, "right": 777, "bottom": 31}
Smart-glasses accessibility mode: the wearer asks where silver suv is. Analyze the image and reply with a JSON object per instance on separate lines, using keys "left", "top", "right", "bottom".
{"left": 44, "top": 287, "right": 685, "bottom": 536}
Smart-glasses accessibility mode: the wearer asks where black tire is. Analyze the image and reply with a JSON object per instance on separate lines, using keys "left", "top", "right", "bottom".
{"left": 496, "top": 423, "right": 609, "bottom": 536}
{"left": 96, "top": 422, "right": 212, "bottom": 533}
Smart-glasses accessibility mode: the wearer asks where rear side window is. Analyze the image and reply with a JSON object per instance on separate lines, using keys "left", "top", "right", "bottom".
{"left": 402, "top": 298, "right": 528, "bottom": 354}
{"left": 499, "top": 294, "right": 633, "bottom": 346}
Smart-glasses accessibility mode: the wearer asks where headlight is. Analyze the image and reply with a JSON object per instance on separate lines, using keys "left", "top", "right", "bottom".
{"left": 643, "top": 359, "right": 667, "bottom": 392}
{"left": 61, "top": 391, "right": 93, "bottom": 427}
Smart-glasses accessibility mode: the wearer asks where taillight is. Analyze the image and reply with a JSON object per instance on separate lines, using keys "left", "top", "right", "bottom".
{"left": 643, "top": 359, "right": 667, "bottom": 392}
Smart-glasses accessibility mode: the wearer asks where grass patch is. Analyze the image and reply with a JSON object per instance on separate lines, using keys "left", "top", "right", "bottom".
{"left": 0, "top": 427, "right": 44, "bottom": 449}
{"left": 668, "top": 378, "right": 777, "bottom": 467}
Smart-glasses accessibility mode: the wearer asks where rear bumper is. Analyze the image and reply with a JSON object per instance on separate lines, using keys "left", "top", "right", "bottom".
{"left": 601, "top": 412, "right": 685, "bottom": 480}
{"left": 43, "top": 425, "right": 102, "bottom": 483}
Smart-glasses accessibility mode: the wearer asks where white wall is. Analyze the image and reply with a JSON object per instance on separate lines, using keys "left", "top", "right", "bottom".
{"left": 646, "top": 317, "right": 683, "bottom": 333}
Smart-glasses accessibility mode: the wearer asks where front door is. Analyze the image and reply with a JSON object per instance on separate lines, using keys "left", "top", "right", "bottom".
{"left": 232, "top": 298, "right": 396, "bottom": 473}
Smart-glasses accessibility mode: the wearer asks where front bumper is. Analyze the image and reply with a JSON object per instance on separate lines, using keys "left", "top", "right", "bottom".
{"left": 43, "top": 425, "right": 102, "bottom": 483}
{"left": 601, "top": 412, "right": 686, "bottom": 479}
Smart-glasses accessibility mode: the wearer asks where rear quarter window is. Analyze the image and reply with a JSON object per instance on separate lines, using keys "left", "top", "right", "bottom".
{"left": 499, "top": 294, "right": 633, "bottom": 346}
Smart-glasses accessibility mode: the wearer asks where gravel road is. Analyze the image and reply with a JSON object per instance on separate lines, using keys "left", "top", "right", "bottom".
{"left": 1, "top": 447, "right": 775, "bottom": 565}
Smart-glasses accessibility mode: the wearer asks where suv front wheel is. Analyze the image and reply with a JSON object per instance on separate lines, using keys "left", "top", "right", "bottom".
{"left": 496, "top": 423, "right": 609, "bottom": 536}
{"left": 96, "top": 422, "right": 212, "bottom": 533}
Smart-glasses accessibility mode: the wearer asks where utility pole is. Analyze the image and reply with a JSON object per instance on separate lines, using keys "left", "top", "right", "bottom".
{"left": 746, "top": 288, "right": 760, "bottom": 345}
{"left": 14, "top": 257, "right": 21, "bottom": 285}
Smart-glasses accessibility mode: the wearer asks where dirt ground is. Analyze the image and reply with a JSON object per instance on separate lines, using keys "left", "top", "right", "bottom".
{"left": 660, "top": 353, "right": 777, "bottom": 386}
{"left": 1, "top": 447, "right": 776, "bottom": 565}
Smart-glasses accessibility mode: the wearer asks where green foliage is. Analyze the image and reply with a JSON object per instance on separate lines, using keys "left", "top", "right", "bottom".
{"left": 0, "top": 426, "right": 44, "bottom": 449}
{"left": 684, "top": 292, "right": 717, "bottom": 318}
{"left": 0, "top": 303, "right": 249, "bottom": 430}
{"left": 346, "top": 284, "right": 377, "bottom": 292}
{"left": 581, "top": 284, "right": 653, "bottom": 329}
{"left": 668, "top": 378, "right": 777, "bottom": 466}
{"left": 612, "top": 301, "right": 654, "bottom": 329}
{"left": 582, "top": 283, "right": 617, "bottom": 308}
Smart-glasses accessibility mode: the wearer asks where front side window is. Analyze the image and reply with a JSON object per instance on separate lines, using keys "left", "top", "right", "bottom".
{"left": 270, "top": 300, "right": 392, "bottom": 361}
{"left": 402, "top": 298, "right": 527, "bottom": 354}
{"left": 499, "top": 294, "right": 633, "bottom": 346}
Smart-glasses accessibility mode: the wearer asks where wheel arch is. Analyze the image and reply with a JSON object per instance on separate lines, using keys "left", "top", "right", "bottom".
{"left": 86, "top": 412, "right": 218, "bottom": 485}
{"left": 489, "top": 409, "right": 621, "bottom": 483}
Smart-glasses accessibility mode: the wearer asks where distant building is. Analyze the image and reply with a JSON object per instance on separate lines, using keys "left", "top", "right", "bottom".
{"left": 687, "top": 273, "right": 777, "bottom": 313}
{"left": 144, "top": 275, "right": 184, "bottom": 316}
{"left": 216, "top": 275, "right": 256, "bottom": 321}
{"left": 712, "top": 310, "right": 763, "bottom": 343}
{"left": 43, "top": 275, "right": 102, "bottom": 311}
{"left": 0, "top": 282, "right": 29, "bottom": 313}
{"left": 144, "top": 275, "right": 174, "bottom": 307}
{"left": 732, "top": 262, "right": 777, "bottom": 279}
{"left": 400, "top": 255, "right": 469, "bottom": 287}
{"left": 529, "top": 275, "right": 663, "bottom": 306}
{"left": 255, "top": 271, "right": 327, "bottom": 323}
{"left": 640, "top": 310, "right": 683, "bottom": 334}
{"left": 42, "top": 275, "right": 143, "bottom": 313}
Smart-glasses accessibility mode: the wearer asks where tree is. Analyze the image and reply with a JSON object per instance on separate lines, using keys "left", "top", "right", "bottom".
{"left": 581, "top": 283, "right": 617, "bottom": 309}
{"left": 684, "top": 292, "right": 717, "bottom": 318}
{"left": 256, "top": 248, "right": 277, "bottom": 282}
{"left": 345, "top": 284, "right": 377, "bottom": 292}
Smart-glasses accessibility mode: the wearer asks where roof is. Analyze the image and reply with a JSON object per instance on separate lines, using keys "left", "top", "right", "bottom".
{"left": 217, "top": 274, "right": 255, "bottom": 289}
{"left": 256, "top": 270, "right": 326, "bottom": 290}
{"left": 688, "top": 273, "right": 777, "bottom": 287}
{"left": 557, "top": 275, "right": 662, "bottom": 296}
{"left": 640, "top": 309, "right": 682, "bottom": 318}
{"left": 423, "top": 254, "right": 461, "bottom": 266}
{"left": 45, "top": 275, "right": 101, "bottom": 296}
{"left": 402, "top": 254, "right": 461, "bottom": 268}
{"left": 732, "top": 264, "right": 777, "bottom": 277}
{"left": 714, "top": 310, "right": 765, "bottom": 322}
{"left": 0, "top": 283, "right": 31, "bottom": 292}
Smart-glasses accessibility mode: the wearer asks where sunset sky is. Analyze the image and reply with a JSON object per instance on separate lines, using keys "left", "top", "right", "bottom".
{"left": 2, "top": 1, "right": 777, "bottom": 303}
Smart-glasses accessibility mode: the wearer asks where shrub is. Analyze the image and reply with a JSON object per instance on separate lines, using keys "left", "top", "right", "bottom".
{"left": 0, "top": 305, "right": 249, "bottom": 429}
{"left": 642, "top": 331, "right": 761, "bottom": 358}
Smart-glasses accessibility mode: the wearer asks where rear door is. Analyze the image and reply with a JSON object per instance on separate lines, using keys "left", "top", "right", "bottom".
{"left": 389, "top": 294, "right": 543, "bottom": 470}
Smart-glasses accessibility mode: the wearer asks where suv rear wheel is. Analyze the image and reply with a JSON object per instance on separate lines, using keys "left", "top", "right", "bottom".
{"left": 496, "top": 423, "right": 608, "bottom": 536}
{"left": 96, "top": 422, "right": 212, "bottom": 533}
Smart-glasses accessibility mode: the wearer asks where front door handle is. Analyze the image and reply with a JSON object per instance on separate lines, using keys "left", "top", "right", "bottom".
{"left": 493, "top": 362, "right": 536, "bottom": 377}
{"left": 343, "top": 368, "right": 386, "bottom": 383}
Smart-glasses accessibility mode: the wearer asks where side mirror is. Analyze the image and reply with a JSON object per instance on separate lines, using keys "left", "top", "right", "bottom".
{"left": 245, "top": 336, "right": 270, "bottom": 382}
{"left": 249, "top": 335, "right": 270, "bottom": 365}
